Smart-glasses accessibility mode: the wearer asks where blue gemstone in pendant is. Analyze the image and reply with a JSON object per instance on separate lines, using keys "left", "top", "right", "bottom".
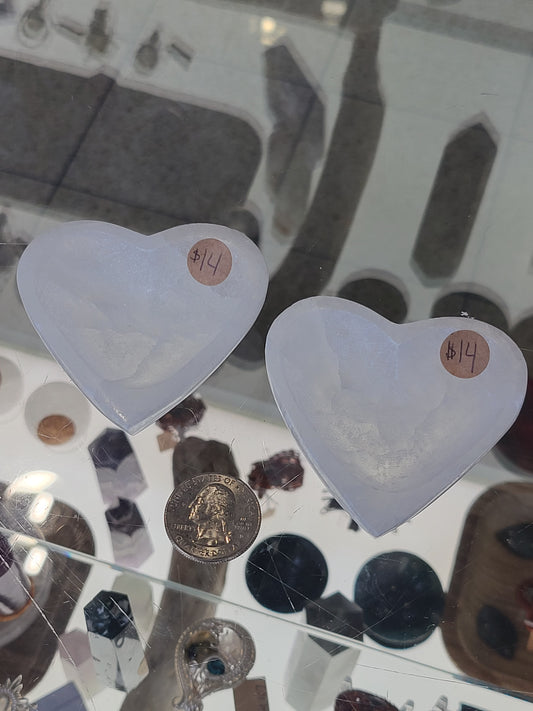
{"left": 207, "top": 658, "right": 225, "bottom": 675}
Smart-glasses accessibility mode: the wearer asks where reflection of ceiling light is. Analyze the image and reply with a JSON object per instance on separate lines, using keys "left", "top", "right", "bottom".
{"left": 23, "top": 544, "right": 48, "bottom": 577}
{"left": 27, "top": 492, "right": 54, "bottom": 525}
{"left": 5, "top": 470, "right": 57, "bottom": 496}
{"left": 260, "top": 16, "right": 285, "bottom": 46}
{"left": 321, "top": 0, "right": 347, "bottom": 23}
{"left": 261, "top": 17, "right": 276, "bottom": 34}
{"left": 8, "top": 534, "right": 35, "bottom": 549}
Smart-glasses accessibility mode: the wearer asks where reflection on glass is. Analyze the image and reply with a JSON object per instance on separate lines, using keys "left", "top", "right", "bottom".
{"left": 18, "top": 0, "right": 49, "bottom": 48}
{"left": 135, "top": 31, "right": 160, "bottom": 74}
{"left": 237, "top": 1, "right": 395, "bottom": 362}
{"left": 0, "top": 532, "right": 31, "bottom": 618}
{"left": 22, "top": 544, "right": 48, "bottom": 577}
{"left": 5, "top": 470, "right": 56, "bottom": 497}
{"left": 337, "top": 276, "right": 408, "bottom": 324}
{"left": 260, "top": 16, "right": 285, "bottom": 46}
{"left": 431, "top": 289, "right": 508, "bottom": 332}
{"left": 27, "top": 492, "right": 54, "bottom": 525}
{"left": 54, "top": 5, "right": 113, "bottom": 55}
{"left": 0, "top": 533, "right": 52, "bottom": 648}
{"left": 321, "top": 0, "right": 347, "bottom": 24}
{"left": 86, "top": 7, "right": 112, "bottom": 54}
{"left": 412, "top": 121, "right": 497, "bottom": 282}
{"left": 166, "top": 37, "right": 194, "bottom": 68}
{"left": 265, "top": 43, "right": 324, "bottom": 242}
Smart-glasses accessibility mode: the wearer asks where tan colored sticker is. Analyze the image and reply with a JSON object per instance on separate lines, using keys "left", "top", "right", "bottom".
{"left": 37, "top": 414, "right": 76, "bottom": 445}
{"left": 440, "top": 329, "right": 490, "bottom": 378}
{"left": 187, "top": 238, "right": 232, "bottom": 285}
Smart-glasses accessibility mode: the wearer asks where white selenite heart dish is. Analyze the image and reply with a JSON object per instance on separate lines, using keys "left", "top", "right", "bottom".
{"left": 266, "top": 296, "right": 527, "bottom": 536}
{"left": 17, "top": 221, "right": 268, "bottom": 434}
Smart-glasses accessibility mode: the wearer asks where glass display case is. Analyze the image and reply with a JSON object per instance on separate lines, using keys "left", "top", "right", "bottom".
{"left": 0, "top": 1, "right": 533, "bottom": 709}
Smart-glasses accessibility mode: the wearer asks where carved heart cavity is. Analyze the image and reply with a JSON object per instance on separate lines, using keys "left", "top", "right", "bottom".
{"left": 17, "top": 221, "right": 268, "bottom": 434}
{"left": 266, "top": 296, "right": 527, "bottom": 536}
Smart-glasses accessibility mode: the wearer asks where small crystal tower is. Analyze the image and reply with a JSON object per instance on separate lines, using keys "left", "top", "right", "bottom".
{"left": 285, "top": 593, "right": 364, "bottom": 711}
{"left": 84, "top": 590, "right": 147, "bottom": 692}
{"left": 88, "top": 429, "right": 147, "bottom": 507}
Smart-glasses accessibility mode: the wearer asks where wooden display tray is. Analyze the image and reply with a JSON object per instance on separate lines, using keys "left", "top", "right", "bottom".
{"left": 0, "top": 483, "right": 95, "bottom": 691}
{"left": 442, "top": 482, "right": 533, "bottom": 698}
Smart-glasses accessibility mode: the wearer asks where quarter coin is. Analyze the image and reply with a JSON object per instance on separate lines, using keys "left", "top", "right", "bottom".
{"left": 164, "top": 473, "right": 261, "bottom": 563}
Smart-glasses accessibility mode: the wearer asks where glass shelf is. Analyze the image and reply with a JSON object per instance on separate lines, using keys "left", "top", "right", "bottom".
{"left": 0, "top": 343, "right": 530, "bottom": 710}
{"left": 0, "top": 525, "right": 528, "bottom": 711}
{"left": 1, "top": 0, "right": 533, "bottom": 708}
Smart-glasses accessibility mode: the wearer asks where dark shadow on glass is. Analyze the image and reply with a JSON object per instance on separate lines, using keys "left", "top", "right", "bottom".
{"left": 0, "top": 0, "right": 13, "bottom": 16}
{"left": 0, "top": 56, "right": 261, "bottom": 233}
{"left": 264, "top": 42, "right": 324, "bottom": 241}
{"left": 166, "top": 36, "right": 194, "bottom": 68}
{"left": 0, "top": 213, "right": 27, "bottom": 270}
{"left": 495, "top": 314, "right": 533, "bottom": 473}
{"left": 337, "top": 272, "right": 408, "bottom": 323}
{"left": 17, "top": 0, "right": 49, "bottom": 47}
{"left": 495, "top": 378, "right": 533, "bottom": 475}
{"left": 86, "top": 7, "right": 112, "bottom": 54}
{"left": 56, "top": 83, "right": 261, "bottom": 231}
{"left": 412, "top": 119, "right": 497, "bottom": 283}
{"left": 222, "top": 205, "right": 261, "bottom": 247}
{"left": 235, "top": 0, "right": 397, "bottom": 365}
{"left": 134, "top": 31, "right": 160, "bottom": 74}
{"left": 55, "top": 5, "right": 113, "bottom": 55}
{"left": 510, "top": 315, "right": 533, "bottom": 373}
{"left": 431, "top": 287, "right": 508, "bottom": 332}
{"left": 0, "top": 58, "right": 113, "bottom": 191}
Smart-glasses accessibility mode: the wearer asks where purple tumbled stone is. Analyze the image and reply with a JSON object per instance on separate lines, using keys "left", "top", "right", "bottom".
{"left": 156, "top": 394, "right": 206, "bottom": 433}
{"left": 248, "top": 450, "right": 304, "bottom": 498}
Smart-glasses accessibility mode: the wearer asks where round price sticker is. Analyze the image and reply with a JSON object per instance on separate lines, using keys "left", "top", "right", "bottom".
{"left": 440, "top": 329, "right": 490, "bottom": 378}
{"left": 187, "top": 238, "right": 232, "bottom": 286}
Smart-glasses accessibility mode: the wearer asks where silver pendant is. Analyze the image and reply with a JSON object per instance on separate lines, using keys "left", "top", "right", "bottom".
{"left": 172, "top": 618, "right": 255, "bottom": 711}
